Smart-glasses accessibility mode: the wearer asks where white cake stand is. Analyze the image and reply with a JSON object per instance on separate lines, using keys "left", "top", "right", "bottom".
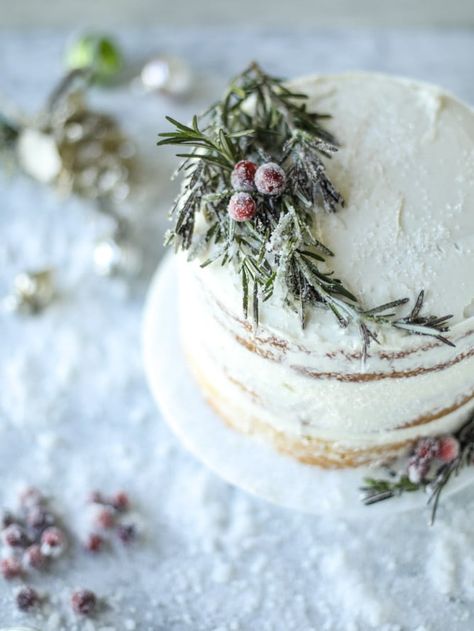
{"left": 142, "top": 255, "right": 474, "bottom": 518}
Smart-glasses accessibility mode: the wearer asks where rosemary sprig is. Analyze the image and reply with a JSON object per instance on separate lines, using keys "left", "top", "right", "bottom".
{"left": 158, "top": 62, "right": 454, "bottom": 353}
{"left": 360, "top": 412, "right": 474, "bottom": 524}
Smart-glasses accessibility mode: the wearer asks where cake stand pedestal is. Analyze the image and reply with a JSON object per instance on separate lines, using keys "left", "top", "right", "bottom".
{"left": 143, "top": 255, "right": 474, "bottom": 517}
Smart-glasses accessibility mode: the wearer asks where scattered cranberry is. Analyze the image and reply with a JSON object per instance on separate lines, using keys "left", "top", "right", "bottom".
{"left": 117, "top": 523, "right": 136, "bottom": 545}
{"left": 16, "top": 586, "right": 39, "bottom": 611}
{"left": 1, "top": 557, "right": 23, "bottom": 580}
{"left": 2, "top": 523, "right": 29, "bottom": 548}
{"left": 40, "top": 526, "right": 66, "bottom": 558}
{"left": 71, "top": 589, "right": 97, "bottom": 615}
{"left": 231, "top": 160, "right": 257, "bottom": 192}
{"left": 254, "top": 162, "right": 286, "bottom": 196}
{"left": 23, "top": 544, "right": 46, "bottom": 570}
{"left": 89, "top": 490, "right": 106, "bottom": 505}
{"left": 26, "top": 506, "right": 55, "bottom": 534}
{"left": 112, "top": 491, "right": 130, "bottom": 512}
{"left": 227, "top": 192, "right": 257, "bottom": 222}
{"left": 1, "top": 512, "right": 16, "bottom": 529}
{"left": 19, "top": 487, "right": 44, "bottom": 509}
{"left": 96, "top": 507, "right": 116, "bottom": 530}
{"left": 85, "top": 533, "right": 104, "bottom": 553}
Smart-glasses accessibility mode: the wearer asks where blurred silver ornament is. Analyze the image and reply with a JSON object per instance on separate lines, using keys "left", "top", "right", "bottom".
{"left": 48, "top": 88, "right": 135, "bottom": 202}
{"left": 3, "top": 268, "right": 56, "bottom": 314}
{"left": 11, "top": 70, "right": 136, "bottom": 204}
{"left": 140, "top": 55, "right": 193, "bottom": 98}
{"left": 93, "top": 233, "right": 141, "bottom": 278}
{"left": 16, "top": 128, "right": 62, "bottom": 183}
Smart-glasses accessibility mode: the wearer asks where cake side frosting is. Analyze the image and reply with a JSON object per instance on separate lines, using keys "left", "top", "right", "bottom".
{"left": 180, "top": 259, "right": 474, "bottom": 460}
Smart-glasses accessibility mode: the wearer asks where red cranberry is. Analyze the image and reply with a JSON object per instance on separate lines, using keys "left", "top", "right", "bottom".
{"left": 25, "top": 506, "right": 55, "bottom": 535}
{"left": 1, "top": 512, "right": 16, "bottom": 529}
{"left": 1, "top": 557, "right": 23, "bottom": 580}
{"left": 96, "top": 507, "right": 116, "bottom": 530}
{"left": 23, "top": 544, "right": 46, "bottom": 570}
{"left": 407, "top": 459, "right": 429, "bottom": 484}
{"left": 85, "top": 533, "right": 104, "bottom": 553}
{"left": 40, "top": 526, "right": 66, "bottom": 558}
{"left": 2, "top": 523, "right": 29, "bottom": 548}
{"left": 19, "top": 487, "right": 44, "bottom": 509}
{"left": 89, "top": 490, "right": 106, "bottom": 505}
{"left": 112, "top": 491, "right": 130, "bottom": 512}
{"left": 254, "top": 162, "right": 286, "bottom": 196}
{"left": 231, "top": 160, "right": 257, "bottom": 192}
{"left": 16, "top": 586, "right": 40, "bottom": 611}
{"left": 438, "top": 436, "right": 460, "bottom": 463}
{"left": 71, "top": 589, "right": 97, "bottom": 615}
{"left": 227, "top": 192, "right": 257, "bottom": 222}
{"left": 117, "top": 523, "right": 136, "bottom": 545}
{"left": 412, "top": 437, "right": 440, "bottom": 464}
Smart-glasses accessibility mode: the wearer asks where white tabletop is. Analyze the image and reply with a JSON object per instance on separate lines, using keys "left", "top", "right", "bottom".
{"left": 1, "top": 27, "right": 474, "bottom": 631}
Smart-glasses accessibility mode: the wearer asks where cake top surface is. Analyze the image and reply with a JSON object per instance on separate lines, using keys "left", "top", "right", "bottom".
{"left": 294, "top": 72, "right": 474, "bottom": 327}
{"left": 182, "top": 71, "right": 474, "bottom": 351}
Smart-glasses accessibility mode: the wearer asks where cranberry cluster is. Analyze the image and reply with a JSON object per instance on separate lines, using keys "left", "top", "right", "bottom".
{"left": 227, "top": 160, "right": 287, "bottom": 222}
{"left": 0, "top": 487, "right": 67, "bottom": 583}
{"left": 407, "top": 435, "right": 460, "bottom": 484}
{"left": 85, "top": 489, "right": 136, "bottom": 551}
{"left": 0, "top": 487, "right": 69, "bottom": 612}
{"left": 0, "top": 486, "right": 139, "bottom": 617}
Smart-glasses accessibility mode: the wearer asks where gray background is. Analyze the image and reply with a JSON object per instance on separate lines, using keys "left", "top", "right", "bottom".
{"left": 1, "top": 0, "right": 474, "bottom": 28}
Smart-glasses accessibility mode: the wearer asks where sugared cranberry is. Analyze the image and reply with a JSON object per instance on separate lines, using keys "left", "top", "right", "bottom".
{"left": 96, "top": 507, "right": 116, "bottom": 530}
{"left": 231, "top": 160, "right": 257, "bottom": 192}
{"left": 438, "top": 436, "right": 460, "bottom": 463}
{"left": 2, "top": 523, "right": 29, "bottom": 548}
{"left": 227, "top": 192, "right": 257, "bottom": 222}
{"left": 40, "top": 526, "right": 66, "bottom": 558}
{"left": 71, "top": 589, "right": 97, "bottom": 615}
{"left": 412, "top": 437, "right": 440, "bottom": 464}
{"left": 1, "top": 512, "right": 16, "bottom": 529}
{"left": 117, "top": 523, "right": 136, "bottom": 545}
{"left": 254, "top": 162, "right": 286, "bottom": 196}
{"left": 25, "top": 506, "right": 55, "bottom": 535}
{"left": 112, "top": 491, "right": 130, "bottom": 512}
{"left": 19, "top": 487, "right": 44, "bottom": 509}
{"left": 85, "top": 533, "right": 104, "bottom": 553}
{"left": 407, "top": 459, "right": 429, "bottom": 484}
{"left": 1, "top": 557, "right": 23, "bottom": 580}
{"left": 16, "top": 586, "right": 39, "bottom": 611}
{"left": 89, "top": 490, "right": 106, "bottom": 505}
{"left": 23, "top": 544, "right": 46, "bottom": 570}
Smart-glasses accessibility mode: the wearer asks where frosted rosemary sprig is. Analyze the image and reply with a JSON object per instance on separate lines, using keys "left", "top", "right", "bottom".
{"left": 360, "top": 411, "right": 474, "bottom": 524}
{"left": 158, "top": 62, "right": 453, "bottom": 353}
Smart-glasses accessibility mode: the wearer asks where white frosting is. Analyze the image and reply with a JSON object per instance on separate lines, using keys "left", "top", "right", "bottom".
{"left": 303, "top": 73, "right": 474, "bottom": 328}
{"left": 177, "top": 72, "right": 474, "bottom": 462}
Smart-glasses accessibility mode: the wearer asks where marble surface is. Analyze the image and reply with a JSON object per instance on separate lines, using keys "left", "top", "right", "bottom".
{"left": 0, "top": 27, "right": 474, "bottom": 631}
